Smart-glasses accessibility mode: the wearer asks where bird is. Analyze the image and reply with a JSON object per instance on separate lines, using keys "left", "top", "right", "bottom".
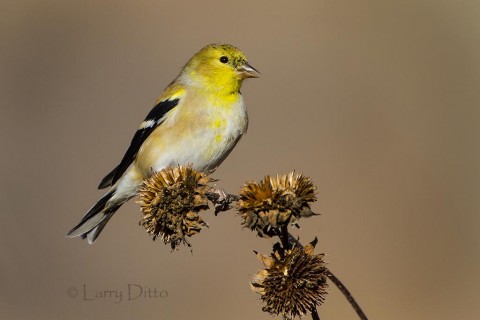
{"left": 67, "top": 43, "right": 259, "bottom": 244}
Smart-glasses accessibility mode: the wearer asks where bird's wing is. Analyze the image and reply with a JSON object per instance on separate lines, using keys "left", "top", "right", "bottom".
{"left": 98, "top": 87, "right": 184, "bottom": 189}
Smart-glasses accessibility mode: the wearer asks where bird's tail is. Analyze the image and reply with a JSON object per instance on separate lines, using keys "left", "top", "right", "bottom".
{"left": 67, "top": 189, "right": 124, "bottom": 244}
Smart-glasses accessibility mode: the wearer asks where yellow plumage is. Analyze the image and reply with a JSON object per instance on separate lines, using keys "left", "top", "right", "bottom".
{"left": 67, "top": 43, "right": 259, "bottom": 244}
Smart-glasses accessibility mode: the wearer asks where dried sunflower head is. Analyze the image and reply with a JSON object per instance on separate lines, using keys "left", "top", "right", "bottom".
{"left": 138, "top": 166, "right": 211, "bottom": 250}
{"left": 237, "top": 172, "right": 317, "bottom": 237}
{"left": 251, "top": 239, "right": 328, "bottom": 319}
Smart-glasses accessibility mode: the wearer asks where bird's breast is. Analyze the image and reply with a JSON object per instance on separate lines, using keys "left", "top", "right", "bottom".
{"left": 202, "top": 94, "right": 248, "bottom": 161}
{"left": 136, "top": 92, "right": 248, "bottom": 175}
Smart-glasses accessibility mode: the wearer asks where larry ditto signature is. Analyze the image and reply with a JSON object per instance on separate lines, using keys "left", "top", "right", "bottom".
{"left": 67, "top": 284, "right": 168, "bottom": 303}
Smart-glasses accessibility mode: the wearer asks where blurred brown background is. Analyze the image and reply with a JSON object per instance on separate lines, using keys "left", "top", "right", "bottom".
{"left": 1, "top": 0, "right": 479, "bottom": 319}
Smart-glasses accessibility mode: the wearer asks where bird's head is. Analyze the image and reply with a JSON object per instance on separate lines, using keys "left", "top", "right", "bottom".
{"left": 180, "top": 43, "right": 259, "bottom": 94}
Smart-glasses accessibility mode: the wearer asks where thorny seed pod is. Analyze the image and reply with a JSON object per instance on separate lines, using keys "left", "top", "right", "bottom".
{"left": 138, "top": 166, "right": 211, "bottom": 250}
{"left": 237, "top": 172, "right": 317, "bottom": 237}
{"left": 251, "top": 239, "right": 328, "bottom": 319}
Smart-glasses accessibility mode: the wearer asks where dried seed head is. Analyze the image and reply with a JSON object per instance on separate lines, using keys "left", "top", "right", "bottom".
{"left": 138, "top": 166, "right": 211, "bottom": 249}
{"left": 237, "top": 172, "right": 317, "bottom": 237}
{"left": 251, "top": 239, "right": 328, "bottom": 319}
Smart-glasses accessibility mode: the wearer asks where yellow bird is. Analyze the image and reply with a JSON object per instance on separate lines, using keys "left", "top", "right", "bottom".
{"left": 67, "top": 43, "right": 259, "bottom": 244}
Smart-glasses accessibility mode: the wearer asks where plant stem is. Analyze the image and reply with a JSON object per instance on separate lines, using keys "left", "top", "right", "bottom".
{"left": 326, "top": 269, "right": 368, "bottom": 320}
{"left": 279, "top": 225, "right": 291, "bottom": 250}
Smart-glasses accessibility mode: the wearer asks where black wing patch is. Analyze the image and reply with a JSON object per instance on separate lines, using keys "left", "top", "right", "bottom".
{"left": 98, "top": 98, "right": 180, "bottom": 189}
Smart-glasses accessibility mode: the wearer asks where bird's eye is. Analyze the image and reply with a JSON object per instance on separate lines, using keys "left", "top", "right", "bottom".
{"left": 219, "top": 56, "right": 229, "bottom": 63}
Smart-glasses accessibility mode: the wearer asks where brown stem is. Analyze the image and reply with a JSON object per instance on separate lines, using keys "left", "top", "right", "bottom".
{"left": 279, "top": 225, "right": 291, "bottom": 250}
{"left": 326, "top": 269, "right": 368, "bottom": 320}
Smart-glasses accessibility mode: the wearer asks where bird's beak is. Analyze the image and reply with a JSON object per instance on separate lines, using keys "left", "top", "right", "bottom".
{"left": 237, "top": 62, "right": 260, "bottom": 79}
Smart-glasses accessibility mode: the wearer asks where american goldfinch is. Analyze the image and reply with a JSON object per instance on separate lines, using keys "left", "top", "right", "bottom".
{"left": 67, "top": 43, "right": 259, "bottom": 244}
